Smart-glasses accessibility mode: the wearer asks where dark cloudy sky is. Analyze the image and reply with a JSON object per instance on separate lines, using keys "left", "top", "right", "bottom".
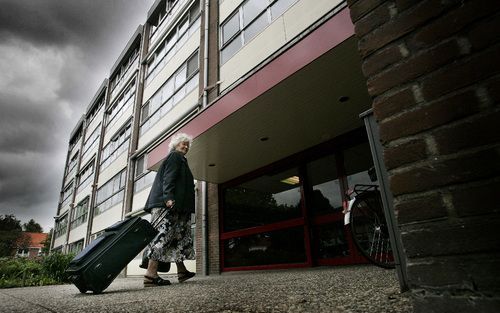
{"left": 0, "top": 0, "right": 155, "bottom": 232}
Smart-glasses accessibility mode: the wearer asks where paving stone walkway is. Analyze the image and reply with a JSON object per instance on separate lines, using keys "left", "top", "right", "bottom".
{"left": 0, "top": 265, "right": 413, "bottom": 312}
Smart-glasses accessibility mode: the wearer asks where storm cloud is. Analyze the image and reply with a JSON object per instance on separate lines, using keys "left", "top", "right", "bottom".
{"left": 0, "top": 0, "right": 154, "bottom": 231}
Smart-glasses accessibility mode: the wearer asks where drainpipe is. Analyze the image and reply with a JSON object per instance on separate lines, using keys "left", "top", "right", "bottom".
{"left": 201, "top": 0, "right": 210, "bottom": 276}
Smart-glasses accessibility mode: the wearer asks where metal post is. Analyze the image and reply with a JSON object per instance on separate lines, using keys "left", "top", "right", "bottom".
{"left": 360, "top": 109, "right": 409, "bottom": 292}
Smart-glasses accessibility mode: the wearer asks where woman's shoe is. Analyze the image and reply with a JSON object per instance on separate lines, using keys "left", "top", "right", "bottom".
{"left": 144, "top": 275, "right": 171, "bottom": 287}
{"left": 177, "top": 271, "right": 195, "bottom": 283}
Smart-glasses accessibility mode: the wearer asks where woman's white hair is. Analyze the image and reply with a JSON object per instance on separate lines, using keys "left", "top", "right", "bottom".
{"left": 168, "top": 132, "right": 193, "bottom": 150}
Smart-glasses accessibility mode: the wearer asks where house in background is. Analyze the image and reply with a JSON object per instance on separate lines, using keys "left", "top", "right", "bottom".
{"left": 15, "top": 232, "right": 48, "bottom": 258}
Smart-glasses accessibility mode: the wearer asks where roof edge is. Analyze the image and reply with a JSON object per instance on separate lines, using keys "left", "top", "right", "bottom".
{"left": 109, "top": 25, "right": 144, "bottom": 78}
{"left": 85, "top": 79, "right": 108, "bottom": 114}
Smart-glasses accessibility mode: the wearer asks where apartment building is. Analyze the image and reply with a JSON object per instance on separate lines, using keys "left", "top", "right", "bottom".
{"left": 51, "top": 1, "right": 500, "bottom": 310}
{"left": 147, "top": 0, "right": 376, "bottom": 273}
{"left": 52, "top": 0, "right": 382, "bottom": 275}
{"left": 53, "top": 0, "right": 369, "bottom": 271}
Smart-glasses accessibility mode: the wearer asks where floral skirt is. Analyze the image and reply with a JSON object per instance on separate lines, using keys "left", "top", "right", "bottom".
{"left": 145, "top": 207, "right": 195, "bottom": 263}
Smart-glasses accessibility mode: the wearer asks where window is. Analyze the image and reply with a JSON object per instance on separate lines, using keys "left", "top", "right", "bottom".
{"left": 81, "top": 125, "right": 101, "bottom": 160}
{"left": 66, "top": 152, "right": 79, "bottom": 180}
{"left": 100, "top": 123, "right": 132, "bottom": 170}
{"left": 306, "top": 154, "right": 343, "bottom": 216}
{"left": 94, "top": 169, "right": 127, "bottom": 216}
{"left": 149, "top": 0, "right": 194, "bottom": 45}
{"left": 135, "top": 156, "right": 146, "bottom": 177}
{"left": 54, "top": 215, "right": 68, "bottom": 239}
{"left": 68, "top": 129, "right": 82, "bottom": 158}
{"left": 178, "top": 16, "right": 189, "bottom": 36}
{"left": 222, "top": 12, "right": 240, "bottom": 45}
{"left": 70, "top": 198, "right": 89, "bottom": 230}
{"left": 106, "top": 80, "right": 136, "bottom": 128}
{"left": 220, "top": 0, "right": 299, "bottom": 64}
{"left": 110, "top": 47, "right": 139, "bottom": 94}
{"left": 77, "top": 160, "right": 95, "bottom": 192}
{"left": 68, "top": 240, "right": 84, "bottom": 254}
{"left": 86, "top": 96, "right": 105, "bottom": 125}
{"left": 61, "top": 182, "right": 74, "bottom": 209}
{"left": 140, "top": 51, "right": 199, "bottom": 135}
{"left": 223, "top": 167, "right": 302, "bottom": 232}
{"left": 270, "top": 0, "right": 298, "bottom": 18}
{"left": 146, "top": 1, "right": 202, "bottom": 85}
{"left": 141, "top": 103, "right": 149, "bottom": 123}
{"left": 134, "top": 155, "right": 155, "bottom": 193}
{"left": 187, "top": 51, "right": 199, "bottom": 77}
{"left": 344, "top": 142, "right": 378, "bottom": 189}
{"left": 224, "top": 227, "right": 306, "bottom": 267}
{"left": 17, "top": 249, "right": 29, "bottom": 258}
{"left": 242, "top": 0, "right": 267, "bottom": 26}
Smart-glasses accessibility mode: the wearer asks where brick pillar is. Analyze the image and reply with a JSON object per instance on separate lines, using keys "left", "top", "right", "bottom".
{"left": 207, "top": 182, "right": 220, "bottom": 274}
{"left": 346, "top": 0, "right": 500, "bottom": 311}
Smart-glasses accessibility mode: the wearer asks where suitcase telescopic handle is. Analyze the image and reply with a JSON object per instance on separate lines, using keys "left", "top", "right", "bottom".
{"left": 151, "top": 205, "right": 172, "bottom": 229}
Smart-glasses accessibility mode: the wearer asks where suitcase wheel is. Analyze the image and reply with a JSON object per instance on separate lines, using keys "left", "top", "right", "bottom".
{"left": 78, "top": 287, "right": 87, "bottom": 294}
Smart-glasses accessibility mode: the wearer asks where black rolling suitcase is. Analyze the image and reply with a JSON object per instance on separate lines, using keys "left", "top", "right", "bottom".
{"left": 65, "top": 216, "right": 158, "bottom": 294}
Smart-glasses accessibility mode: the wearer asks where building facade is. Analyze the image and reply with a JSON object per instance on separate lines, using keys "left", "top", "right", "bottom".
{"left": 52, "top": 0, "right": 500, "bottom": 311}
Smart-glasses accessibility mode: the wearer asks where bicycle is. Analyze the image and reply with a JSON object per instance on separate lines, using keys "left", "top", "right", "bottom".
{"left": 343, "top": 183, "right": 395, "bottom": 269}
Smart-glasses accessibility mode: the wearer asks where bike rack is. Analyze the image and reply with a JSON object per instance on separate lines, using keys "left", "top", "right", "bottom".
{"left": 360, "top": 109, "right": 409, "bottom": 292}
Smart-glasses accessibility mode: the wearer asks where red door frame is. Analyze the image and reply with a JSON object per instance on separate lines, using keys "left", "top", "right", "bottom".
{"left": 219, "top": 129, "right": 369, "bottom": 272}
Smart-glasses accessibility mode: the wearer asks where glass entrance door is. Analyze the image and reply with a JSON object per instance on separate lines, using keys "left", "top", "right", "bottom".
{"left": 221, "top": 167, "right": 309, "bottom": 270}
{"left": 219, "top": 138, "right": 376, "bottom": 271}
{"left": 305, "top": 153, "right": 357, "bottom": 265}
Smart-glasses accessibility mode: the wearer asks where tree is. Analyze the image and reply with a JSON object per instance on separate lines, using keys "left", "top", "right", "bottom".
{"left": 23, "top": 219, "right": 43, "bottom": 233}
{"left": 41, "top": 228, "right": 53, "bottom": 255}
{"left": 0, "top": 214, "right": 23, "bottom": 257}
{"left": 0, "top": 214, "right": 22, "bottom": 231}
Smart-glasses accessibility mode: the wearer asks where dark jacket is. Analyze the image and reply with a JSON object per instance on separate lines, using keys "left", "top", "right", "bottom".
{"left": 144, "top": 150, "right": 195, "bottom": 214}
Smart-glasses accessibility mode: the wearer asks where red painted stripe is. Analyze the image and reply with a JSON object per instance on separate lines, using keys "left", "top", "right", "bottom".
{"left": 148, "top": 8, "right": 355, "bottom": 168}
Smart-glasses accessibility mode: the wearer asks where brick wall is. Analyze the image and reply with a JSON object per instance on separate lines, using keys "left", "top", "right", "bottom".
{"left": 347, "top": 0, "right": 500, "bottom": 311}
{"left": 207, "top": 182, "right": 220, "bottom": 274}
{"left": 195, "top": 182, "right": 221, "bottom": 275}
{"left": 195, "top": 181, "right": 203, "bottom": 274}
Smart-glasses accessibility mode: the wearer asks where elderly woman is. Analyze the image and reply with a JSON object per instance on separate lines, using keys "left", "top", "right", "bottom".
{"left": 142, "top": 133, "right": 196, "bottom": 287}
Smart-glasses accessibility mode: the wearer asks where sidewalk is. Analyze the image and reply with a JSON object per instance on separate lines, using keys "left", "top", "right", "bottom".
{"left": 0, "top": 265, "right": 412, "bottom": 313}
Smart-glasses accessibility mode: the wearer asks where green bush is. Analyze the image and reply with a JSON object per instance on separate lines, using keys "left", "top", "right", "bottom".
{"left": 0, "top": 253, "right": 75, "bottom": 288}
{"left": 41, "top": 252, "right": 75, "bottom": 282}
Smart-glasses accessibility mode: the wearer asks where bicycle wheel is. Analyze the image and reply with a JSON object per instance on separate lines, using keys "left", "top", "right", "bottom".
{"left": 349, "top": 191, "right": 395, "bottom": 268}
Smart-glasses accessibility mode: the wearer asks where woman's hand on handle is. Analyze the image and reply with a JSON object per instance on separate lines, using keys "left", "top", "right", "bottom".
{"left": 166, "top": 200, "right": 175, "bottom": 208}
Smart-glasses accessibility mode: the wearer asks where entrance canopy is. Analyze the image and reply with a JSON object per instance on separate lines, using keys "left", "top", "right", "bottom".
{"left": 147, "top": 9, "right": 372, "bottom": 184}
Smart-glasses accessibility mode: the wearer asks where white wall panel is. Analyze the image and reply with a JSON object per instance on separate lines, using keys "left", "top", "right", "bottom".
{"left": 80, "top": 148, "right": 97, "bottom": 169}
{"left": 131, "top": 186, "right": 153, "bottom": 212}
{"left": 59, "top": 205, "right": 70, "bottom": 217}
{"left": 53, "top": 236, "right": 66, "bottom": 249}
{"left": 283, "top": 0, "right": 342, "bottom": 41}
{"left": 220, "top": 20, "right": 286, "bottom": 90}
{"left": 68, "top": 224, "right": 87, "bottom": 243}
{"left": 91, "top": 204, "right": 123, "bottom": 233}
{"left": 74, "top": 188, "right": 91, "bottom": 206}
{"left": 219, "top": 0, "right": 243, "bottom": 23}
{"left": 97, "top": 153, "right": 127, "bottom": 186}
{"left": 138, "top": 89, "right": 198, "bottom": 150}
